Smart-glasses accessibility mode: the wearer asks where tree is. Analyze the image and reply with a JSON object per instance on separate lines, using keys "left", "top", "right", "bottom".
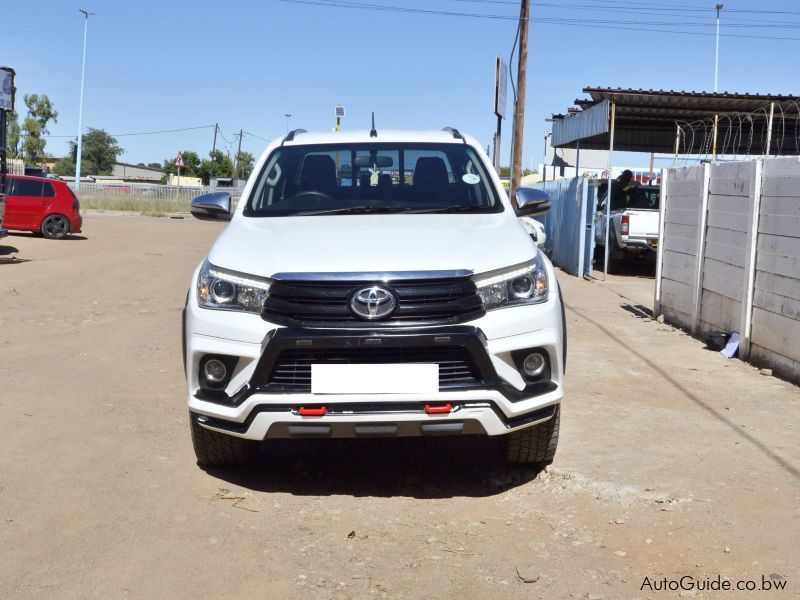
{"left": 21, "top": 94, "right": 58, "bottom": 165}
{"left": 68, "top": 128, "right": 123, "bottom": 175}
{"left": 235, "top": 151, "right": 255, "bottom": 180}
{"left": 6, "top": 111, "right": 20, "bottom": 158}
{"left": 198, "top": 150, "right": 233, "bottom": 184}
{"left": 146, "top": 162, "right": 161, "bottom": 169}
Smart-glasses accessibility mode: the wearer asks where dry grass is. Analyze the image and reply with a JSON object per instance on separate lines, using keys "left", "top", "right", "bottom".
{"left": 78, "top": 195, "right": 191, "bottom": 216}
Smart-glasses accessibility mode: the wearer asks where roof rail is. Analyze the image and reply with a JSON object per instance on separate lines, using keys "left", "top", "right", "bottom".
{"left": 442, "top": 127, "right": 464, "bottom": 141}
{"left": 282, "top": 129, "right": 307, "bottom": 144}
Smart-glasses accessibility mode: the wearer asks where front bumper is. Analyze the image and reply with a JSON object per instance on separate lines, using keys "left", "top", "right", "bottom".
{"left": 187, "top": 322, "right": 564, "bottom": 441}
{"left": 184, "top": 262, "right": 566, "bottom": 441}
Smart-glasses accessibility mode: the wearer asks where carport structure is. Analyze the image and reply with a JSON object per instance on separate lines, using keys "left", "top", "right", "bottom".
{"left": 549, "top": 87, "right": 800, "bottom": 278}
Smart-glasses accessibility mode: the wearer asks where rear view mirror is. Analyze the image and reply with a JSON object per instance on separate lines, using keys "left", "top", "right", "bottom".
{"left": 354, "top": 156, "right": 393, "bottom": 168}
{"left": 514, "top": 187, "right": 551, "bottom": 217}
{"left": 190, "top": 192, "right": 232, "bottom": 221}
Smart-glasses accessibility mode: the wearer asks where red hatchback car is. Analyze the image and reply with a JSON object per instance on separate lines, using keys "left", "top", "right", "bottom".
{"left": 3, "top": 175, "right": 83, "bottom": 239}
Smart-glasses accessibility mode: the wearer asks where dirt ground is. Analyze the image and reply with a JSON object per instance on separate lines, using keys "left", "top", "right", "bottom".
{"left": 1, "top": 212, "right": 798, "bottom": 599}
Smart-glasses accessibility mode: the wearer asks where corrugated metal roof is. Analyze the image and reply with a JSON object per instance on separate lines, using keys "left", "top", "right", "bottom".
{"left": 552, "top": 87, "right": 800, "bottom": 154}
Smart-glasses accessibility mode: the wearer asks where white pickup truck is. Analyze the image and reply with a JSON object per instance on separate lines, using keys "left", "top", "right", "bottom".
{"left": 183, "top": 128, "right": 566, "bottom": 470}
{"left": 593, "top": 183, "right": 660, "bottom": 270}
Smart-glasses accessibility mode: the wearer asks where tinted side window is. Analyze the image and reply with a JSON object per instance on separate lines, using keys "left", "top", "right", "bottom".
{"left": 42, "top": 182, "right": 56, "bottom": 198}
{"left": 11, "top": 179, "right": 44, "bottom": 197}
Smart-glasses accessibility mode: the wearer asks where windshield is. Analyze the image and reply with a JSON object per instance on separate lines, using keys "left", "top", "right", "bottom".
{"left": 245, "top": 143, "right": 503, "bottom": 217}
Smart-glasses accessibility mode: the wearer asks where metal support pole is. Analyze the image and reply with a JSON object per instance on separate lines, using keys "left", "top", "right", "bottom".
{"left": 212, "top": 123, "right": 218, "bottom": 155}
{"left": 493, "top": 114, "right": 502, "bottom": 173}
{"left": 673, "top": 124, "right": 681, "bottom": 167}
{"left": 0, "top": 110, "right": 7, "bottom": 201}
{"left": 510, "top": 0, "right": 530, "bottom": 197}
{"left": 542, "top": 132, "right": 551, "bottom": 182}
{"left": 765, "top": 102, "right": 775, "bottom": 157}
{"left": 712, "top": 114, "right": 719, "bottom": 161}
{"left": 603, "top": 100, "right": 616, "bottom": 280}
{"left": 575, "top": 139, "right": 581, "bottom": 178}
{"left": 75, "top": 11, "right": 91, "bottom": 191}
{"left": 648, "top": 151, "right": 655, "bottom": 184}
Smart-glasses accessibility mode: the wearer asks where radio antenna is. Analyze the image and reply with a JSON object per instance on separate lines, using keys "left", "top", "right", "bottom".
{"left": 370, "top": 112, "right": 378, "bottom": 138}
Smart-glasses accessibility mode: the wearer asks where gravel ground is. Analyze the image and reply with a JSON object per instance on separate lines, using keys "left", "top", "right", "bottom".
{"left": 1, "top": 212, "right": 798, "bottom": 599}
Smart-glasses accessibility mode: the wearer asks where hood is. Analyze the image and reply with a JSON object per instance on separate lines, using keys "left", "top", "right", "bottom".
{"left": 208, "top": 213, "right": 536, "bottom": 278}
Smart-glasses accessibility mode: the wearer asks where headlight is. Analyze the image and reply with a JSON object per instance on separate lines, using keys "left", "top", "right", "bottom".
{"left": 473, "top": 255, "right": 548, "bottom": 310}
{"left": 197, "top": 260, "right": 271, "bottom": 313}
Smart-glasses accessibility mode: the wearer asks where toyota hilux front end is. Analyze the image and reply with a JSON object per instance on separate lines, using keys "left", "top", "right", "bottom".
{"left": 184, "top": 128, "right": 565, "bottom": 468}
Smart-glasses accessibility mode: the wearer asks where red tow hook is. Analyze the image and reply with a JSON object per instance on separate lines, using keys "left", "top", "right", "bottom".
{"left": 425, "top": 403, "right": 452, "bottom": 415}
{"left": 299, "top": 406, "right": 327, "bottom": 417}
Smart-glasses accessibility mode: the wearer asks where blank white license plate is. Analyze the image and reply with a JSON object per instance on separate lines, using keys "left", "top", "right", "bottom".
{"left": 311, "top": 364, "right": 439, "bottom": 394}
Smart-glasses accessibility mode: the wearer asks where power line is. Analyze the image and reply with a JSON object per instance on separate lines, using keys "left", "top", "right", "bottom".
{"left": 243, "top": 130, "right": 269, "bottom": 142}
{"left": 44, "top": 124, "right": 215, "bottom": 138}
{"left": 275, "top": 0, "right": 800, "bottom": 40}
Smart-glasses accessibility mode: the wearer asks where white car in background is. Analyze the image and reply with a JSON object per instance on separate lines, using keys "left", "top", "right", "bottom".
{"left": 518, "top": 215, "right": 546, "bottom": 249}
{"left": 183, "top": 128, "right": 566, "bottom": 470}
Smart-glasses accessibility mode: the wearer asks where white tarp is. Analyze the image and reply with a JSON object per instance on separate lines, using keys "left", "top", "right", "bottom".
{"left": 552, "top": 99, "right": 609, "bottom": 147}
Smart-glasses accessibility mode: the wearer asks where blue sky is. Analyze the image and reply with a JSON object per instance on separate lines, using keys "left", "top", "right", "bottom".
{"left": 3, "top": 0, "right": 798, "bottom": 168}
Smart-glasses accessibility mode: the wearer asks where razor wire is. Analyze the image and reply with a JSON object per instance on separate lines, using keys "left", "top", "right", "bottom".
{"left": 673, "top": 98, "right": 800, "bottom": 164}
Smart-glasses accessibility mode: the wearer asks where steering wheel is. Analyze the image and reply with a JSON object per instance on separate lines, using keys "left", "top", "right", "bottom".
{"left": 290, "top": 190, "right": 336, "bottom": 203}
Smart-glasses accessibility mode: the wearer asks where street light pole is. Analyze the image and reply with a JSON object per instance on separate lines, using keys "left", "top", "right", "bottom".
{"left": 75, "top": 9, "right": 93, "bottom": 192}
{"left": 285, "top": 113, "right": 292, "bottom": 134}
{"left": 714, "top": 3, "right": 723, "bottom": 92}
{"left": 711, "top": 3, "right": 723, "bottom": 160}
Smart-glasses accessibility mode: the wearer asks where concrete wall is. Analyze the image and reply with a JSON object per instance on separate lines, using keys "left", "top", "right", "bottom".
{"left": 656, "top": 164, "right": 705, "bottom": 329}
{"left": 750, "top": 158, "right": 800, "bottom": 378}
{"left": 655, "top": 157, "right": 800, "bottom": 383}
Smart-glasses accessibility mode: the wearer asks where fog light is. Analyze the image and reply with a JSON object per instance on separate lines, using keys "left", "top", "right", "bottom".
{"left": 522, "top": 352, "right": 546, "bottom": 377}
{"left": 203, "top": 358, "right": 228, "bottom": 383}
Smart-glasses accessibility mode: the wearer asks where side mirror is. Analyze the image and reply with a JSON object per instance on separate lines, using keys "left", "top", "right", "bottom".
{"left": 190, "top": 192, "right": 232, "bottom": 221}
{"left": 514, "top": 187, "right": 551, "bottom": 217}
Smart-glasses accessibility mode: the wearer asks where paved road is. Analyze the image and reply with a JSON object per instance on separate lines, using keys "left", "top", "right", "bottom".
{"left": 1, "top": 213, "right": 797, "bottom": 598}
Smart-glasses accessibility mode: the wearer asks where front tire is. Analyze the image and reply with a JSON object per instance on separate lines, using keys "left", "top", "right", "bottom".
{"left": 190, "top": 417, "right": 256, "bottom": 467}
{"left": 504, "top": 406, "right": 560, "bottom": 465}
{"left": 41, "top": 214, "right": 70, "bottom": 240}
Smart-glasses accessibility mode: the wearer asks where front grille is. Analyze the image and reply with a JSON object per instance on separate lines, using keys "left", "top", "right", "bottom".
{"left": 264, "top": 346, "right": 483, "bottom": 392}
{"left": 261, "top": 277, "right": 484, "bottom": 327}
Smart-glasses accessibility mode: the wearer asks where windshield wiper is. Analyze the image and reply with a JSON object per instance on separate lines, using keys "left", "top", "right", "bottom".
{"left": 405, "top": 205, "right": 492, "bottom": 214}
{"left": 293, "top": 206, "right": 409, "bottom": 216}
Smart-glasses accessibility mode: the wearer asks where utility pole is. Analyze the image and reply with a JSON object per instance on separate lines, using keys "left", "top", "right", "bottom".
{"left": 235, "top": 129, "right": 243, "bottom": 180}
{"left": 510, "top": 0, "right": 530, "bottom": 197}
{"left": 285, "top": 113, "right": 292, "bottom": 134}
{"left": 212, "top": 123, "right": 218, "bottom": 155}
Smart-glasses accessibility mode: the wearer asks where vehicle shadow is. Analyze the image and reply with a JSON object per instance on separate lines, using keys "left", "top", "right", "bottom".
{"left": 7, "top": 232, "right": 87, "bottom": 241}
{"left": 205, "top": 436, "right": 544, "bottom": 499}
{"left": 592, "top": 257, "right": 656, "bottom": 279}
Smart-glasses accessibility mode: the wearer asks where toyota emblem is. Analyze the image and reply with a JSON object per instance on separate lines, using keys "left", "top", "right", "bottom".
{"left": 349, "top": 286, "right": 398, "bottom": 320}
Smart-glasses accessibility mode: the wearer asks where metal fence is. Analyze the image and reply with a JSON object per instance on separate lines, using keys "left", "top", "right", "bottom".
{"left": 534, "top": 176, "right": 594, "bottom": 277}
{"left": 68, "top": 182, "right": 243, "bottom": 212}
